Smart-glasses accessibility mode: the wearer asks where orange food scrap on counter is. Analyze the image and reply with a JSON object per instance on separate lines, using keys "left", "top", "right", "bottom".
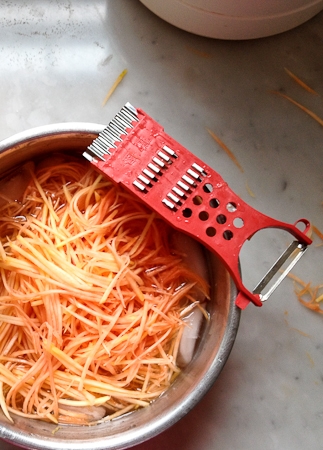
{"left": 284, "top": 68, "right": 319, "bottom": 95}
{"left": 283, "top": 309, "right": 310, "bottom": 337}
{"left": 306, "top": 352, "right": 315, "bottom": 367}
{"left": 102, "top": 69, "right": 128, "bottom": 107}
{"left": 245, "top": 180, "right": 256, "bottom": 198}
{"left": 186, "top": 45, "right": 211, "bottom": 58}
{"left": 287, "top": 225, "right": 323, "bottom": 313}
{"left": 312, "top": 225, "right": 323, "bottom": 244}
{"left": 272, "top": 91, "right": 323, "bottom": 128}
{"left": 206, "top": 128, "right": 244, "bottom": 173}
{"left": 288, "top": 273, "right": 323, "bottom": 314}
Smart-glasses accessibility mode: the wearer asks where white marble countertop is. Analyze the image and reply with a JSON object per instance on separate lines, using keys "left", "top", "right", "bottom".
{"left": 0, "top": 1, "right": 322, "bottom": 449}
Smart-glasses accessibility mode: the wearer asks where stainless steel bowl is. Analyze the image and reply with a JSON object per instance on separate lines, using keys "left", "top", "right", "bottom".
{"left": 0, "top": 124, "right": 240, "bottom": 450}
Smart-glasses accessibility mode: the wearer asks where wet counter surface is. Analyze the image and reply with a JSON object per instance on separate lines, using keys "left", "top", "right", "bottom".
{"left": 0, "top": 1, "right": 323, "bottom": 449}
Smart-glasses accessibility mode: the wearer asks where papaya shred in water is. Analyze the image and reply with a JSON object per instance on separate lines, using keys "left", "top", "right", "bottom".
{"left": 0, "top": 154, "right": 209, "bottom": 425}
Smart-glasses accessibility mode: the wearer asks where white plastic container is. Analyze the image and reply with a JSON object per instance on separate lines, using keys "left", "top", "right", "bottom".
{"left": 140, "top": 0, "right": 323, "bottom": 39}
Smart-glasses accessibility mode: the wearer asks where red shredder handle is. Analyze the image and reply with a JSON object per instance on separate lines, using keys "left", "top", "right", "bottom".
{"left": 145, "top": 164, "right": 312, "bottom": 309}
{"left": 178, "top": 170, "right": 312, "bottom": 308}
{"left": 84, "top": 103, "right": 313, "bottom": 309}
{"left": 114, "top": 160, "right": 312, "bottom": 309}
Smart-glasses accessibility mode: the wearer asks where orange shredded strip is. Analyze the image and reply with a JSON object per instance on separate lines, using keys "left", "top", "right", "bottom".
{"left": 288, "top": 327, "right": 310, "bottom": 338}
{"left": 0, "top": 156, "right": 209, "bottom": 424}
{"left": 312, "top": 224, "right": 323, "bottom": 241}
{"left": 288, "top": 273, "right": 323, "bottom": 314}
{"left": 284, "top": 68, "right": 319, "bottom": 95}
{"left": 186, "top": 46, "right": 211, "bottom": 58}
{"left": 102, "top": 69, "right": 128, "bottom": 107}
{"left": 306, "top": 352, "right": 315, "bottom": 367}
{"left": 272, "top": 91, "right": 323, "bottom": 127}
{"left": 288, "top": 228, "right": 323, "bottom": 312}
{"left": 245, "top": 180, "right": 256, "bottom": 198}
{"left": 206, "top": 128, "right": 244, "bottom": 173}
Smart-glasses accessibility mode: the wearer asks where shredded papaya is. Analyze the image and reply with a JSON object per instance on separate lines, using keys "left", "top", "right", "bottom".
{"left": 0, "top": 155, "right": 209, "bottom": 424}
{"left": 312, "top": 224, "right": 323, "bottom": 243}
{"left": 206, "top": 128, "right": 244, "bottom": 173}
{"left": 288, "top": 223, "right": 323, "bottom": 314}
{"left": 271, "top": 91, "right": 323, "bottom": 127}
{"left": 284, "top": 68, "right": 319, "bottom": 95}
{"left": 102, "top": 69, "right": 128, "bottom": 107}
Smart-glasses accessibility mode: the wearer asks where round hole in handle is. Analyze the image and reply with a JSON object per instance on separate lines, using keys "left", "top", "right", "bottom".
{"left": 203, "top": 183, "right": 213, "bottom": 193}
{"left": 223, "top": 230, "right": 233, "bottom": 240}
{"left": 209, "top": 198, "right": 220, "bottom": 208}
{"left": 206, "top": 226, "right": 216, "bottom": 237}
{"left": 294, "top": 218, "right": 311, "bottom": 234}
{"left": 199, "top": 211, "right": 209, "bottom": 221}
{"left": 226, "top": 202, "right": 237, "bottom": 212}
{"left": 193, "top": 195, "right": 203, "bottom": 205}
{"left": 182, "top": 208, "right": 192, "bottom": 218}
{"left": 233, "top": 217, "right": 244, "bottom": 228}
{"left": 216, "top": 214, "right": 227, "bottom": 224}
